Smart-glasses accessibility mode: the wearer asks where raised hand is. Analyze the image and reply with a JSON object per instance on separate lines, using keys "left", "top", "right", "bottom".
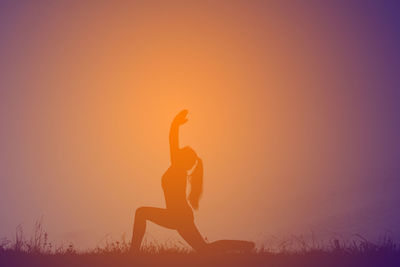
{"left": 172, "top": 109, "right": 188, "bottom": 126}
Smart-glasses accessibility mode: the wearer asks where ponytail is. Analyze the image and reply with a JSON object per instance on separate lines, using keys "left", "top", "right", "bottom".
{"left": 188, "top": 158, "right": 203, "bottom": 210}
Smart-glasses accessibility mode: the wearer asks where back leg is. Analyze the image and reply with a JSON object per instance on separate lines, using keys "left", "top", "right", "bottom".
{"left": 177, "top": 221, "right": 208, "bottom": 252}
{"left": 177, "top": 223, "right": 255, "bottom": 253}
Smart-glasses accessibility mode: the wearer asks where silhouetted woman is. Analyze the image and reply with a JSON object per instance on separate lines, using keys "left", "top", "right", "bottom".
{"left": 130, "top": 110, "right": 254, "bottom": 253}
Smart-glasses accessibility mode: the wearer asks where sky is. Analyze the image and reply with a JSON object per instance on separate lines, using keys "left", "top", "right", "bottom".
{"left": 0, "top": 1, "right": 400, "bottom": 249}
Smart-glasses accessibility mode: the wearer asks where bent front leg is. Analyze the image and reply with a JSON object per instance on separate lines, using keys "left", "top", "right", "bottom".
{"left": 130, "top": 207, "right": 176, "bottom": 253}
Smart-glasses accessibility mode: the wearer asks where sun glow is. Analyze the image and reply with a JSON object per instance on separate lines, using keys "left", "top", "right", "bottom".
{"left": 1, "top": 1, "right": 398, "bottom": 249}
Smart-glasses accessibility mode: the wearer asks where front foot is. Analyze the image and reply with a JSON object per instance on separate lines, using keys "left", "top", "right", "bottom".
{"left": 129, "top": 245, "right": 141, "bottom": 256}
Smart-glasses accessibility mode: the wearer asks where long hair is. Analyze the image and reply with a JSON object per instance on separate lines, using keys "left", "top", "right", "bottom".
{"left": 188, "top": 158, "right": 203, "bottom": 210}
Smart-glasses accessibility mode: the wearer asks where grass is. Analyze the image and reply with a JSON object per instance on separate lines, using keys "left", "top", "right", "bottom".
{"left": 1, "top": 220, "right": 399, "bottom": 266}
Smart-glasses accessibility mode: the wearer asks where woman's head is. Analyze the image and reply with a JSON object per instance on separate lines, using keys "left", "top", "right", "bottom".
{"left": 177, "top": 146, "right": 198, "bottom": 171}
{"left": 177, "top": 146, "right": 203, "bottom": 210}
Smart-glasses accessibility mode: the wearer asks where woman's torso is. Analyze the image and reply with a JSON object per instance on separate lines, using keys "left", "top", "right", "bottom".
{"left": 162, "top": 166, "right": 193, "bottom": 218}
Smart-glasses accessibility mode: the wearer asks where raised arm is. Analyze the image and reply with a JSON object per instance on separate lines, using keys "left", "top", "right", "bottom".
{"left": 169, "top": 109, "right": 188, "bottom": 165}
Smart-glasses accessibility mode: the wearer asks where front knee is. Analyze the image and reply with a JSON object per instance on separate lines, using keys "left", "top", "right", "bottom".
{"left": 135, "top": 207, "right": 147, "bottom": 220}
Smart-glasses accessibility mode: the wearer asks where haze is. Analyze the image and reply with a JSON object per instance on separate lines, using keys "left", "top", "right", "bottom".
{"left": 1, "top": 1, "right": 399, "bottom": 249}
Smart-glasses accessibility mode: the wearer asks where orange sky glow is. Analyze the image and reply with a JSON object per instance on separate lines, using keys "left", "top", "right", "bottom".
{"left": 1, "top": 1, "right": 399, "bottom": 249}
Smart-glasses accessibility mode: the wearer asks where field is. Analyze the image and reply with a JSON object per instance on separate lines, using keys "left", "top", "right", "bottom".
{"left": 2, "top": 244, "right": 399, "bottom": 267}
{"left": 1, "top": 222, "right": 399, "bottom": 266}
